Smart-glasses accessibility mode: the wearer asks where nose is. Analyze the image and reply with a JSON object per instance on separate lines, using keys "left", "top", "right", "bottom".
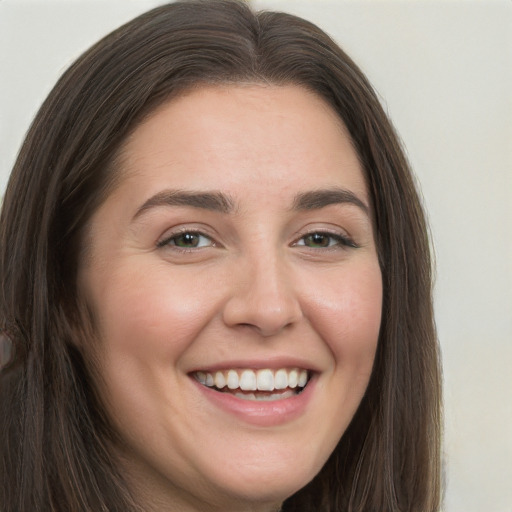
{"left": 222, "top": 253, "right": 303, "bottom": 337}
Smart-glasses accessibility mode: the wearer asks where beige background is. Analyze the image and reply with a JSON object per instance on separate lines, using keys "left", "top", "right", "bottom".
{"left": 1, "top": 1, "right": 511, "bottom": 510}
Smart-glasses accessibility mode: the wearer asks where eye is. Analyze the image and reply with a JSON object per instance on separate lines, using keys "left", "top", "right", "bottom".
{"left": 158, "top": 231, "right": 214, "bottom": 249}
{"left": 295, "top": 231, "right": 357, "bottom": 249}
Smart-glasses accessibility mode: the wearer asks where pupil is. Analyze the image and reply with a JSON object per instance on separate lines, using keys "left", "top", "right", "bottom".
{"left": 308, "top": 233, "right": 329, "bottom": 247}
{"left": 177, "top": 233, "right": 198, "bottom": 247}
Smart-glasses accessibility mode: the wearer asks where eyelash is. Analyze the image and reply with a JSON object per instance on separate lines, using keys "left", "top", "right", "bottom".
{"left": 294, "top": 231, "right": 357, "bottom": 250}
{"left": 157, "top": 228, "right": 357, "bottom": 251}
{"left": 157, "top": 229, "right": 215, "bottom": 250}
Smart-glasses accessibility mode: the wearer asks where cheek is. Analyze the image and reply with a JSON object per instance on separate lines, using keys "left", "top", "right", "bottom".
{"left": 303, "top": 261, "right": 382, "bottom": 370}
{"left": 84, "top": 262, "right": 224, "bottom": 436}
{"left": 83, "top": 261, "right": 226, "bottom": 427}
{"left": 93, "top": 262, "right": 221, "bottom": 361}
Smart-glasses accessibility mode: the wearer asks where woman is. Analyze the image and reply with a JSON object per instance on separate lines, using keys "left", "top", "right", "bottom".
{"left": 0, "top": 1, "right": 442, "bottom": 511}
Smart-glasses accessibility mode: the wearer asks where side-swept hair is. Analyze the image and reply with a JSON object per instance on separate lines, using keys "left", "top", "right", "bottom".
{"left": 0, "top": 1, "right": 441, "bottom": 510}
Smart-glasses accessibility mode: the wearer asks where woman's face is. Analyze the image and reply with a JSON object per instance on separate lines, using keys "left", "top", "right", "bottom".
{"left": 79, "top": 85, "right": 382, "bottom": 512}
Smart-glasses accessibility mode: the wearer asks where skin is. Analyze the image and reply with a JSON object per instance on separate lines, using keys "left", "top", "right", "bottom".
{"left": 79, "top": 85, "right": 383, "bottom": 512}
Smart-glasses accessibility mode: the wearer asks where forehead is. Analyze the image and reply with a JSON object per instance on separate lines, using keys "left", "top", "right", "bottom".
{"left": 111, "top": 84, "right": 368, "bottom": 206}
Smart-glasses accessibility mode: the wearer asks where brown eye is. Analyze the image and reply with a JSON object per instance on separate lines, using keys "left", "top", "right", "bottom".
{"left": 158, "top": 231, "right": 213, "bottom": 249}
{"left": 173, "top": 233, "right": 201, "bottom": 248}
{"left": 303, "top": 233, "right": 331, "bottom": 248}
{"left": 296, "top": 232, "right": 357, "bottom": 249}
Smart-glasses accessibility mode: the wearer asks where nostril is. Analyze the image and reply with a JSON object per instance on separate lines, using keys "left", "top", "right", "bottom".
{"left": 224, "top": 301, "right": 302, "bottom": 336}
{"left": 232, "top": 322, "right": 287, "bottom": 337}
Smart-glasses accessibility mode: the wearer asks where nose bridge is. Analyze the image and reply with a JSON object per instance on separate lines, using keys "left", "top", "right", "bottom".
{"left": 222, "top": 244, "right": 302, "bottom": 336}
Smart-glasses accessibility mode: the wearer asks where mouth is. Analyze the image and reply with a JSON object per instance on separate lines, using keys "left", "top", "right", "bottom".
{"left": 191, "top": 368, "right": 310, "bottom": 402}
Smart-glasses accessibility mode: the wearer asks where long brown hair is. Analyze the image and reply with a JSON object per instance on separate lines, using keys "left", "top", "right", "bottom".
{"left": 0, "top": 1, "right": 441, "bottom": 510}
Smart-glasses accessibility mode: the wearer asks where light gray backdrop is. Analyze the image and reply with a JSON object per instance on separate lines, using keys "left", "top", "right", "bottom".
{"left": 1, "top": 1, "right": 511, "bottom": 511}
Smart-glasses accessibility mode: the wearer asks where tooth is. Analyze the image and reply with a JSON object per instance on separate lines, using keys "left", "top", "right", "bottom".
{"left": 214, "top": 371, "right": 226, "bottom": 389}
{"left": 227, "top": 370, "right": 239, "bottom": 390}
{"left": 298, "top": 370, "right": 308, "bottom": 387}
{"left": 274, "top": 369, "right": 288, "bottom": 390}
{"left": 255, "top": 393, "right": 274, "bottom": 401}
{"left": 239, "top": 370, "right": 257, "bottom": 391}
{"left": 199, "top": 368, "right": 308, "bottom": 392}
{"left": 235, "top": 392, "right": 256, "bottom": 400}
{"left": 257, "top": 369, "right": 274, "bottom": 391}
{"left": 235, "top": 390, "right": 296, "bottom": 401}
{"left": 288, "top": 369, "right": 298, "bottom": 388}
{"left": 272, "top": 390, "right": 295, "bottom": 400}
{"left": 195, "top": 371, "right": 206, "bottom": 385}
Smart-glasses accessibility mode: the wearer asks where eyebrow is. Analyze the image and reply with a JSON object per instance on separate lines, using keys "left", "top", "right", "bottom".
{"left": 133, "top": 186, "right": 369, "bottom": 220}
{"left": 292, "top": 188, "right": 369, "bottom": 215}
{"left": 134, "top": 190, "right": 235, "bottom": 219}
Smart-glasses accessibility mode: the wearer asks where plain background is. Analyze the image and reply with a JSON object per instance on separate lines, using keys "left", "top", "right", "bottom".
{"left": 1, "top": 1, "right": 511, "bottom": 510}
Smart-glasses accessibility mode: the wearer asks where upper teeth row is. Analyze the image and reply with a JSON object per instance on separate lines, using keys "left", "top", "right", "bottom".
{"left": 194, "top": 368, "right": 309, "bottom": 392}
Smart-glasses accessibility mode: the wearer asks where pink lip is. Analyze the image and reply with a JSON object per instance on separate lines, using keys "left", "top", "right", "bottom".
{"left": 188, "top": 356, "right": 318, "bottom": 373}
{"left": 191, "top": 374, "right": 316, "bottom": 427}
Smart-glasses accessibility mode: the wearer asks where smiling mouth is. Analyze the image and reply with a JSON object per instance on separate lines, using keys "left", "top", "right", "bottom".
{"left": 192, "top": 368, "right": 309, "bottom": 401}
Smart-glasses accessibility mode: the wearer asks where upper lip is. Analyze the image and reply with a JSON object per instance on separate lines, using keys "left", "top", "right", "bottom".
{"left": 187, "top": 356, "right": 319, "bottom": 374}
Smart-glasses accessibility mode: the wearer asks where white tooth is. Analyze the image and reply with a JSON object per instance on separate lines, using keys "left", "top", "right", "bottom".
{"left": 272, "top": 390, "right": 295, "bottom": 400}
{"left": 234, "top": 390, "right": 295, "bottom": 401}
{"left": 227, "top": 370, "right": 239, "bottom": 390}
{"left": 235, "top": 392, "right": 256, "bottom": 400}
{"left": 195, "top": 371, "right": 206, "bottom": 385}
{"left": 298, "top": 370, "right": 308, "bottom": 387}
{"left": 274, "top": 369, "right": 288, "bottom": 390}
{"left": 255, "top": 393, "right": 274, "bottom": 401}
{"left": 205, "top": 373, "right": 214, "bottom": 387}
{"left": 288, "top": 369, "right": 298, "bottom": 388}
{"left": 257, "top": 369, "right": 274, "bottom": 391}
{"left": 239, "top": 370, "right": 257, "bottom": 391}
{"left": 214, "top": 371, "right": 226, "bottom": 389}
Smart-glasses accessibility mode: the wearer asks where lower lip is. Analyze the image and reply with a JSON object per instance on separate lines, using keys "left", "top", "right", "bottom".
{"left": 192, "top": 377, "right": 316, "bottom": 427}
